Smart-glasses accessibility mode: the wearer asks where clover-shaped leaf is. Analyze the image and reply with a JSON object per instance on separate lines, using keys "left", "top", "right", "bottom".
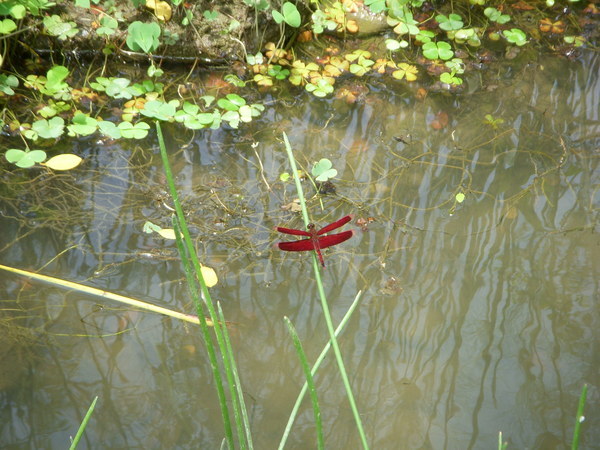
{"left": 312, "top": 158, "right": 338, "bottom": 182}
{"left": 305, "top": 78, "right": 334, "bottom": 97}
{"left": 503, "top": 28, "right": 527, "bottom": 46}
{"left": 31, "top": 117, "right": 65, "bottom": 139}
{"left": 222, "top": 110, "right": 241, "bottom": 129}
{"left": 118, "top": 121, "right": 150, "bottom": 139}
{"left": 0, "top": 19, "right": 17, "bottom": 34}
{"left": 43, "top": 15, "right": 79, "bottom": 40}
{"left": 392, "top": 63, "right": 418, "bottom": 81}
{"left": 98, "top": 121, "right": 122, "bottom": 139}
{"left": 126, "top": 21, "right": 161, "bottom": 53}
{"left": 436, "top": 13, "right": 463, "bottom": 31}
{"left": 0, "top": 74, "right": 18, "bottom": 95}
{"left": 141, "top": 99, "right": 179, "bottom": 121}
{"left": 422, "top": 41, "right": 454, "bottom": 60}
{"left": 96, "top": 16, "right": 118, "bottom": 36}
{"left": 272, "top": 2, "right": 301, "bottom": 27}
{"left": 68, "top": 113, "right": 98, "bottom": 136}
{"left": 5, "top": 149, "right": 47, "bottom": 168}
{"left": 217, "top": 94, "right": 246, "bottom": 111}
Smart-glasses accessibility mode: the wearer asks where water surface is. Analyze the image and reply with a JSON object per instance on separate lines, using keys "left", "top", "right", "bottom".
{"left": 0, "top": 51, "right": 598, "bottom": 449}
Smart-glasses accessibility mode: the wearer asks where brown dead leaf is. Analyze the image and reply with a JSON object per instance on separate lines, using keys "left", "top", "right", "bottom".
{"left": 430, "top": 111, "right": 449, "bottom": 130}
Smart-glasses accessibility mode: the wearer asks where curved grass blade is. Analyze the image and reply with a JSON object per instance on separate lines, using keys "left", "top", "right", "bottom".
{"left": 281, "top": 132, "right": 369, "bottom": 449}
{"left": 278, "top": 291, "right": 363, "bottom": 449}
{"left": 284, "top": 317, "right": 324, "bottom": 450}
{"left": 157, "top": 122, "right": 236, "bottom": 447}
{"left": 572, "top": 384, "right": 588, "bottom": 450}
{"left": 69, "top": 396, "right": 98, "bottom": 450}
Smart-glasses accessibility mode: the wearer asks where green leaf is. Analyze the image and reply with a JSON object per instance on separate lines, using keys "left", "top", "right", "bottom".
{"left": 272, "top": 10, "right": 284, "bottom": 24}
{"left": 141, "top": 99, "right": 179, "bottom": 120}
{"left": 436, "top": 13, "right": 463, "bottom": 31}
{"left": 118, "top": 121, "right": 150, "bottom": 139}
{"left": 96, "top": 16, "right": 118, "bottom": 36}
{"left": 217, "top": 94, "right": 246, "bottom": 111}
{"left": 305, "top": 78, "right": 334, "bottom": 97}
{"left": 0, "top": 3, "right": 26, "bottom": 19}
{"left": 385, "top": 39, "right": 402, "bottom": 51}
{"left": 272, "top": 2, "right": 300, "bottom": 27}
{"left": 43, "top": 15, "right": 78, "bottom": 40}
{"left": 126, "top": 21, "right": 161, "bottom": 53}
{"left": 102, "top": 78, "right": 142, "bottom": 99}
{"left": 143, "top": 221, "right": 162, "bottom": 233}
{"left": 440, "top": 72, "right": 463, "bottom": 85}
{"left": 437, "top": 42, "right": 454, "bottom": 60}
{"left": 364, "top": 0, "right": 387, "bottom": 13}
{"left": 312, "top": 158, "right": 337, "bottom": 182}
{"left": 203, "top": 10, "right": 218, "bottom": 21}
{"left": 222, "top": 110, "right": 241, "bottom": 128}
{"left": 68, "top": 113, "right": 98, "bottom": 136}
{"left": 423, "top": 41, "right": 454, "bottom": 60}
{"left": 0, "top": 18, "right": 17, "bottom": 34}
{"left": 455, "top": 192, "right": 465, "bottom": 203}
{"left": 0, "top": 74, "right": 18, "bottom": 95}
{"left": 503, "top": 28, "right": 527, "bottom": 46}
{"left": 281, "top": 2, "right": 301, "bottom": 27}
{"left": 98, "top": 121, "right": 122, "bottom": 139}
{"left": 238, "top": 105, "right": 254, "bottom": 122}
{"left": 147, "top": 64, "right": 163, "bottom": 78}
{"left": 223, "top": 74, "right": 246, "bottom": 88}
{"left": 31, "top": 117, "right": 65, "bottom": 139}
{"left": 45, "top": 65, "right": 69, "bottom": 93}
{"left": 5, "top": 149, "right": 47, "bottom": 168}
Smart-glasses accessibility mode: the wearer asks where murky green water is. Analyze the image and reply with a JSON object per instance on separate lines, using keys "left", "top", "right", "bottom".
{"left": 1, "top": 52, "right": 598, "bottom": 448}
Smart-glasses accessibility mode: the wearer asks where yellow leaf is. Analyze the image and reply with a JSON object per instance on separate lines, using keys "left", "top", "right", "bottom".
{"left": 43, "top": 154, "right": 83, "bottom": 171}
{"left": 201, "top": 265, "right": 218, "bottom": 287}
{"left": 147, "top": 0, "right": 172, "bottom": 21}
{"left": 158, "top": 228, "right": 176, "bottom": 239}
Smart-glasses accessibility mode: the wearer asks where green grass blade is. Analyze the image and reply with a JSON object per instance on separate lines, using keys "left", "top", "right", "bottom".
{"left": 279, "top": 291, "right": 363, "bottom": 449}
{"left": 217, "top": 301, "right": 253, "bottom": 450}
{"left": 156, "top": 122, "right": 235, "bottom": 447}
{"left": 281, "top": 132, "right": 369, "bottom": 449}
{"left": 284, "top": 317, "right": 324, "bottom": 450}
{"left": 571, "top": 384, "right": 588, "bottom": 450}
{"left": 172, "top": 216, "right": 236, "bottom": 440}
{"left": 69, "top": 396, "right": 98, "bottom": 450}
{"left": 497, "top": 431, "right": 507, "bottom": 450}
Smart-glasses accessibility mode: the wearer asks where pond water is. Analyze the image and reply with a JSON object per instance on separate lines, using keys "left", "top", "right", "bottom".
{"left": 1, "top": 50, "right": 598, "bottom": 449}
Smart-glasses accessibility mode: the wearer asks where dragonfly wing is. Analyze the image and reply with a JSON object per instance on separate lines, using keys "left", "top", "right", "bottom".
{"left": 278, "top": 238, "right": 316, "bottom": 252}
{"left": 317, "top": 215, "right": 352, "bottom": 235}
{"left": 276, "top": 226, "right": 312, "bottom": 237}
{"left": 316, "top": 230, "right": 353, "bottom": 249}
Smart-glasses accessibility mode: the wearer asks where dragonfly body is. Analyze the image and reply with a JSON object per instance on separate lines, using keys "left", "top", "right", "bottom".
{"left": 277, "top": 215, "right": 353, "bottom": 267}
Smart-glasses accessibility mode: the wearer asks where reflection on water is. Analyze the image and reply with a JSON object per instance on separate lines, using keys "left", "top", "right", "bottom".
{"left": 1, "top": 53, "right": 598, "bottom": 448}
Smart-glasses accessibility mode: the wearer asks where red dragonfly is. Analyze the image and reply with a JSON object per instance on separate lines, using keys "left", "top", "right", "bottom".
{"left": 276, "top": 215, "right": 353, "bottom": 267}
